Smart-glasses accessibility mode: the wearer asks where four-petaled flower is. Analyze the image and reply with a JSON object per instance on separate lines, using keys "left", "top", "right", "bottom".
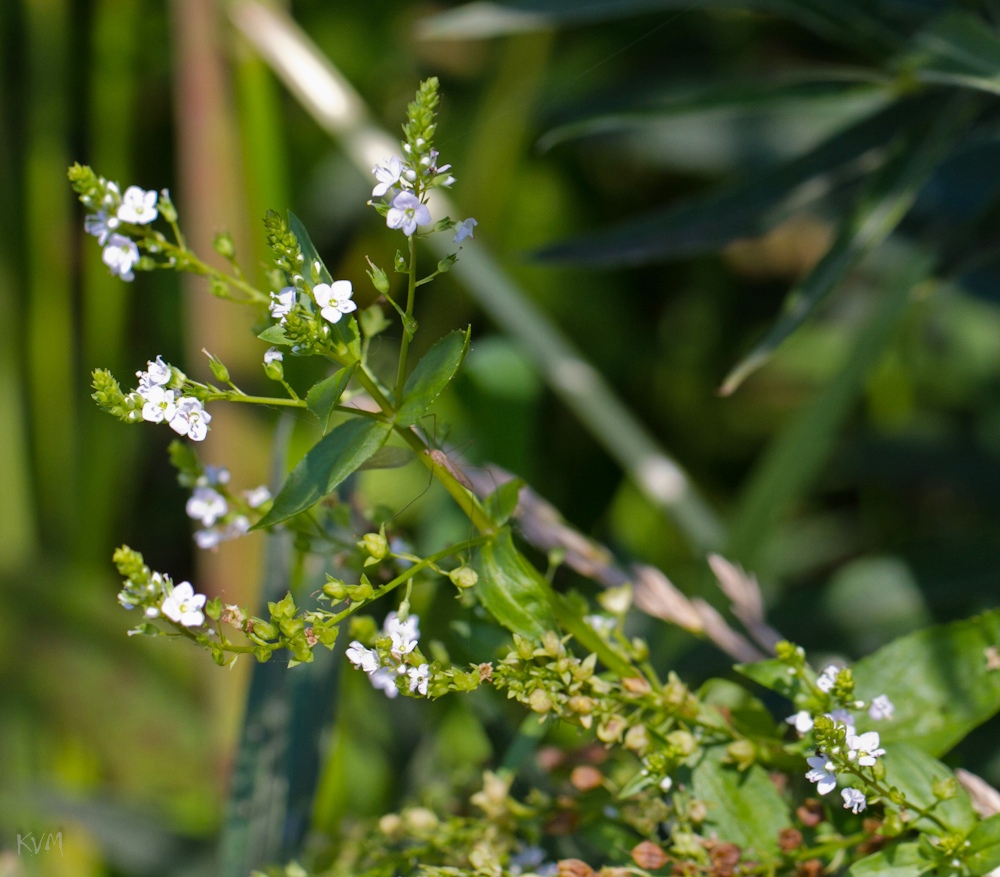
{"left": 170, "top": 397, "right": 211, "bottom": 441}
{"left": 869, "top": 694, "right": 895, "bottom": 721}
{"left": 161, "top": 581, "right": 207, "bottom": 627}
{"left": 140, "top": 385, "right": 177, "bottom": 424}
{"left": 816, "top": 664, "right": 840, "bottom": 693}
{"left": 263, "top": 347, "right": 283, "bottom": 365}
{"left": 137, "top": 355, "right": 172, "bottom": 391}
{"left": 847, "top": 731, "right": 885, "bottom": 766}
{"left": 103, "top": 233, "right": 140, "bottom": 281}
{"left": 371, "top": 155, "right": 405, "bottom": 197}
{"left": 117, "top": 185, "right": 159, "bottom": 225}
{"left": 805, "top": 755, "right": 838, "bottom": 795}
{"left": 371, "top": 667, "right": 400, "bottom": 698}
{"left": 408, "top": 663, "right": 430, "bottom": 695}
{"left": 186, "top": 486, "right": 228, "bottom": 527}
{"left": 313, "top": 281, "right": 357, "bottom": 324}
{"left": 85, "top": 210, "right": 117, "bottom": 245}
{"left": 453, "top": 217, "right": 478, "bottom": 244}
{"left": 346, "top": 641, "right": 380, "bottom": 674}
{"left": 269, "top": 286, "right": 296, "bottom": 322}
{"left": 386, "top": 191, "right": 431, "bottom": 236}
{"left": 842, "top": 788, "right": 867, "bottom": 814}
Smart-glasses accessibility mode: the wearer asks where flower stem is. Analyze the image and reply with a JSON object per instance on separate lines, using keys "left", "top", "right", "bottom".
{"left": 394, "top": 233, "right": 418, "bottom": 403}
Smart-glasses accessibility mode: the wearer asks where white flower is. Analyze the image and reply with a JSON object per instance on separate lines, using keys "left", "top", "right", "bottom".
{"left": 869, "top": 694, "right": 895, "bottom": 721}
{"left": 847, "top": 731, "right": 885, "bottom": 766}
{"left": 194, "top": 528, "right": 223, "bottom": 550}
{"left": 244, "top": 486, "right": 271, "bottom": 508}
{"left": 384, "top": 611, "right": 420, "bottom": 658}
{"left": 805, "top": 755, "right": 838, "bottom": 795}
{"left": 144, "top": 606, "right": 160, "bottom": 619}
{"left": 186, "top": 486, "right": 228, "bottom": 527}
{"left": 659, "top": 776, "right": 673, "bottom": 793}
{"left": 85, "top": 210, "right": 117, "bottom": 244}
{"left": 201, "top": 465, "right": 230, "bottom": 486}
{"left": 408, "top": 663, "right": 430, "bottom": 695}
{"left": 141, "top": 385, "right": 177, "bottom": 424}
{"left": 346, "top": 641, "right": 379, "bottom": 674}
{"left": 827, "top": 709, "right": 857, "bottom": 737}
{"left": 786, "top": 710, "right": 814, "bottom": 734}
{"left": 817, "top": 664, "right": 841, "bottom": 693}
{"left": 169, "top": 397, "right": 211, "bottom": 441}
{"left": 371, "top": 667, "right": 400, "bottom": 698}
{"left": 371, "top": 155, "right": 405, "bottom": 197}
{"left": 269, "top": 286, "right": 296, "bottom": 322}
{"left": 161, "top": 581, "right": 207, "bottom": 627}
{"left": 386, "top": 191, "right": 431, "bottom": 236}
{"left": 842, "top": 788, "right": 867, "bottom": 814}
{"left": 136, "top": 355, "right": 172, "bottom": 395}
{"left": 117, "top": 185, "right": 159, "bottom": 224}
{"left": 453, "top": 217, "right": 478, "bottom": 243}
{"left": 102, "top": 233, "right": 140, "bottom": 281}
{"left": 263, "top": 347, "right": 283, "bottom": 365}
{"left": 313, "top": 281, "right": 357, "bottom": 324}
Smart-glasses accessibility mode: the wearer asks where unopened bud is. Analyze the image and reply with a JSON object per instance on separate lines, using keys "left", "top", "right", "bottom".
{"left": 204, "top": 349, "right": 230, "bottom": 384}
{"left": 213, "top": 231, "right": 236, "bottom": 259}
{"left": 360, "top": 530, "right": 388, "bottom": 560}
{"left": 529, "top": 688, "right": 553, "bottom": 714}
{"left": 449, "top": 566, "right": 478, "bottom": 590}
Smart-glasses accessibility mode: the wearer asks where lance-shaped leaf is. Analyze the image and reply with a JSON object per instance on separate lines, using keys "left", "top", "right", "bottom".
{"left": 910, "top": 12, "right": 1000, "bottom": 97}
{"left": 847, "top": 844, "right": 934, "bottom": 877}
{"left": 852, "top": 608, "right": 1000, "bottom": 757}
{"left": 532, "top": 98, "right": 921, "bottom": 266}
{"left": 396, "top": 328, "right": 471, "bottom": 427}
{"left": 305, "top": 364, "right": 356, "bottom": 433}
{"left": 475, "top": 527, "right": 557, "bottom": 638}
{"left": 721, "top": 94, "right": 979, "bottom": 394}
{"left": 881, "top": 743, "right": 977, "bottom": 834}
{"left": 255, "top": 418, "right": 392, "bottom": 528}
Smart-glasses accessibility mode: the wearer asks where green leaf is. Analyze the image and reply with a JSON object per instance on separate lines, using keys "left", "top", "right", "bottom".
{"left": 257, "top": 324, "right": 292, "bottom": 345}
{"left": 721, "top": 94, "right": 978, "bottom": 394}
{"left": 547, "top": 589, "right": 636, "bottom": 678}
{"left": 690, "top": 744, "right": 791, "bottom": 857}
{"left": 698, "top": 678, "right": 780, "bottom": 739}
{"left": 910, "top": 13, "right": 1000, "bottom": 97}
{"left": 483, "top": 478, "right": 524, "bottom": 527}
{"left": 966, "top": 813, "right": 1000, "bottom": 876}
{"left": 532, "top": 99, "right": 919, "bottom": 266}
{"left": 852, "top": 609, "right": 1000, "bottom": 757}
{"left": 305, "top": 364, "right": 356, "bottom": 433}
{"left": 474, "top": 528, "right": 557, "bottom": 639}
{"left": 358, "top": 446, "right": 415, "bottom": 470}
{"left": 881, "top": 743, "right": 976, "bottom": 835}
{"left": 734, "top": 656, "right": 801, "bottom": 701}
{"left": 847, "top": 843, "right": 934, "bottom": 877}
{"left": 255, "top": 418, "right": 392, "bottom": 528}
{"left": 396, "top": 328, "right": 471, "bottom": 427}
{"left": 288, "top": 210, "right": 333, "bottom": 284}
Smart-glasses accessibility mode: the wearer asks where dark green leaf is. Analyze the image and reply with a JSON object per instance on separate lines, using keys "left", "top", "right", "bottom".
{"left": 474, "top": 528, "right": 557, "bottom": 638}
{"left": 255, "top": 418, "right": 392, "bottom": 528}
{"left": 721, "top": 94, "right": 977, "bottom": 394}
{"left": 305, "top": 364, "right": 356, "bottom": 433}
{"left": 484, "top": 478, "right": 524, "bottom": 527}
{"left": 532, "top": 99, "right": 920, "bottom": 266}
{"left": 698, "top": 678, "right": 780, "bottom": 739}
{"left": 847, "top": 843, "right": 934, "bottom": 877}
{"left": 690, "top": 744, "right": 791, "bottom": 857}
{"left": 852, "top": 609, "right": 1000, "bottom": 757}
{"left": 735, "top": 656, "right": 801, "bottom": 701}
{"left": 288, "top": 210, "right": 333, "bottom": 284}
{"left": 966, "top": 813, "right": 1000, "bottom": 876}
{"left": 257, "top": 324, "right": 292, "bottom": 345}
{"left": 396, "top": 328, "right": 471, "bottom": 427}
{"left": 881, "top": 743, "right": 976, "bottom": 835}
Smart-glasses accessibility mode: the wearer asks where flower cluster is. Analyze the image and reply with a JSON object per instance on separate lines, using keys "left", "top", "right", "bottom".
{"left": 132, "top": 356, "right": 212, "bottom": 441}
{"left": 114, "top": 546, "right": 209, "bottom": 630}
{"left": 346, "top": 612, "right": 431, "bottom": 698}
{"left": 183, "top": 465, "right": 271, "bottom": 549}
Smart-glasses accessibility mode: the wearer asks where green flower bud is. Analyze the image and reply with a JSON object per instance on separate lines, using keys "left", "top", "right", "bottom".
{"left": 204, "top": 349, "right": 230, "bottom": 384}
{"left": 251, "top": 619, "right": 279, "bottom": 641}
{"left": 323, "top": 578, "right": 348, "bottom": 600}
{"left": 360, "top": 530, "right": 389, "bottom": 560}
{"left": 212, "top": 231, "right": 236, "bottom": 259}
{"left": 449, "top": 566, "right": 478, "bottom": 590}
{"left": 528, "top": 688, "right": 553, "bottom": 714}
{"left": 279, "top": 617, "right": 305, "bottom": 638}
{"left": 158, "top": 189, "right": 177, "bottom": 223}
{"left": 268, "top": 592, "right": 297, "bottom": 619}
{"left": 726, "top": 739, "right": 756, "bottom": 771}
{"left": 365, "top": 257, "right": 390, "bottom": 294}
{"left": 667, "top": 730, "right": 697, "bottom": 756}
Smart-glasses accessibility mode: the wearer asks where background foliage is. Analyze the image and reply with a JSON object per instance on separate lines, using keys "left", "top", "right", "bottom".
{"left": 4, "top": 0, "right": 1000, "bottom": 874}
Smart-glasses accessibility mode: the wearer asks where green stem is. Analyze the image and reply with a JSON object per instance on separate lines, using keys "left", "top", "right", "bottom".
{"left": 394, "top": 233, "right": 417, "bottom": 402}
{"left": 208, "top": 392, "right": 306, "bottom": 408}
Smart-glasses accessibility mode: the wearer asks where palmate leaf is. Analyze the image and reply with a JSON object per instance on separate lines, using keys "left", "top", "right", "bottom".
{"left": 532, "top": 98, "right": 922, "bottom": 266}
{"left": 721, "top": 93, "right": 978, "bottom": 394}
{"left": 254, "top": 417, "right": 392, "bottom": 528}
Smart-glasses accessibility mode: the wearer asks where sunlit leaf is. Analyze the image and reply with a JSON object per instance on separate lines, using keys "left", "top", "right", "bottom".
{"left": 474, "top": 527, "right": 557, "bottom": 638}
{"left": 699, "top": 678, "right": 780, "bottom": 739}
{"left": 306, "top": 364, "right": 356, "bottom": 433}
{"left": 255, "top": 418, "right": 392, "bottom": 528}
{"left": 396, "top": 328, "right": 471, "bottom": 427}
{"left": 847, "top": 843, "right": 933, "bottom": 877}
{"left": 882, "top": 743, "right": 977, "bottom": 834}
{"left": 966, "top": 813, "right": 1000, "bottom": 876}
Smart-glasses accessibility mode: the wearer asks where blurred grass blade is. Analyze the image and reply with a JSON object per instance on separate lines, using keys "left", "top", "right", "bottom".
{"left": 726, "top": 246, "right": 934, "bottom": 572}
{"left": 910, "top": 12, "right": 1000, "bottom": 96}
{"left": 538, "top": 70, "right": 891, "bottom": 152}
{"left": 534, "top": 98, "right": 919, "bottom": 266}
{"left": 720, "top": 94, "right": 978, "bottom": 395}
{"left": 231, "top": 0, "right": 725, "bottom": 551}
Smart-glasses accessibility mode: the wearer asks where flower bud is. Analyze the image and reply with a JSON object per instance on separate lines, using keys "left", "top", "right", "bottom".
{"left": 529, "top": 688, "right": 553, "bottom": 714}
{"left": 212, "top": 231, "right": 236, "bottom": 259}
{"left": 449, "top": 566, "right": 478, "bottom": 590}
{"left": 323, "top": 578, "right": 348, "bottom": 600}
{"left": 158, "top": 189, "right": 177, "bottom": 223}
{"left": 204, "top": 349, "right": 230, "bottom": 384}
{"left": 597, "top": 715, "right": 627, "bottom": 744}
{"left": 365, "top": 257, "right": 390, "bottom": 294}
{"left": 360, "top": 530, "right": 389, "bottom": 560}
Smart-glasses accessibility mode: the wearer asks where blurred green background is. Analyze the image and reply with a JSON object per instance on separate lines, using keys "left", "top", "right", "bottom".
{"left": 5, "top": 0, "right": 1000, "bottom": 874}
